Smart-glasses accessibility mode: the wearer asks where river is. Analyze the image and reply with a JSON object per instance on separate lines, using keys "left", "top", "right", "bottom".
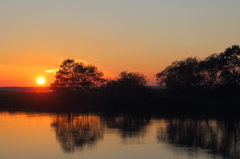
{"left": 0, "top": 112, "right": 239, "bottom": 159}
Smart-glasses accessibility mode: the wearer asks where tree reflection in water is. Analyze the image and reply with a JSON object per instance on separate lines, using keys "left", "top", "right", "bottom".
{"left": 51, "top": 113, "right": 104, "bottom": 153}
{"left": 51, "top": 113, "right": 151, "bottom": 152}
{"left": 104, "top": 114, "right": 150, "bottom": 143}
{"left": 50, "top": 113, "right": 240, "bottom": 158}
{"left": 157, "top": 118, "right": 240, "bottom": 159}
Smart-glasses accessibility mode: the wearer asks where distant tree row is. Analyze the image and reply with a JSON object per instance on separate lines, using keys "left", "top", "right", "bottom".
{"left": 51, "top": 45, "right": 240, "bottom": 92}
{"left": 50, "top": 59, "right": 147, "bottom": 92}
{"left": 156, "top": 45, "right": 240, "bottom": 91}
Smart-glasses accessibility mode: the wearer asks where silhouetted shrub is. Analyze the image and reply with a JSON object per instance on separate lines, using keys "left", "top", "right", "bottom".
{"left": 103, "top": 71, "right": 151, "bottom": 112}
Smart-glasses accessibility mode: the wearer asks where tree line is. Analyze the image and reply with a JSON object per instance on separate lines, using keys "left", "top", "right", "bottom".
{"left": 156, "top": 45, "right": 240, "bottom": 91}
{"left": 51, "top": 45, "right": 240, "bottom": 92}
{"left": 50, "top": 60, "right": 147, "bottom": 92}
{"left": 1, "top": 46, "right": 240, "bottom": 115}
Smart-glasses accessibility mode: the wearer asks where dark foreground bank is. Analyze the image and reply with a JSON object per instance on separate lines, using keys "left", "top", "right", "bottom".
{"left": 0, "top": 87, "right": 240, "bottom": 118}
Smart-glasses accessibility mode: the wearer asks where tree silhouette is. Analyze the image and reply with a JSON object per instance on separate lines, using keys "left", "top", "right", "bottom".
{"left": 156, "top": 57, "right": 205, "bottom": 90}
{"left": 118, "top": 71, "right": 147, "bottom": 86}
{"left": 103, "top": 71, "right": 150, "bottom": 111}
{"left": 198, "top": 53, "right": 221, "bottom": 90}
{"left": 218, "top": 45, "right": 240, "bottom": 87}
{"left": 105, "top": 71, "right": 147, "bottom": 89}
{"left": 50, "top": 59, "right": 105, "bottom": 92}
{"left": 156, "top": 45, "right": 240, "bottom": 91}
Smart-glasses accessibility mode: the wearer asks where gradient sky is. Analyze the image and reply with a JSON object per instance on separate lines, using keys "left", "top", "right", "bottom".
{"left": 1, "top": 0, "right": 240, "bottom": 86}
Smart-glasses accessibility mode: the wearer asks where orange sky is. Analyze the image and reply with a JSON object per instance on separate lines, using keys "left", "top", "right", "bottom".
{"left": 1, "top": 1, "right": 240, "bottom": 86}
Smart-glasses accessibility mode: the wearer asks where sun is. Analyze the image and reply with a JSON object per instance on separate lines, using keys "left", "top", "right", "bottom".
{"left": 37, "top": 78, "right": 45, "bottom": 85}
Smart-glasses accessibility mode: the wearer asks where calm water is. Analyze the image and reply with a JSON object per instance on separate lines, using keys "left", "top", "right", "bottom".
{"left": 0, "top": 112, "right": 240, "bottom": 159}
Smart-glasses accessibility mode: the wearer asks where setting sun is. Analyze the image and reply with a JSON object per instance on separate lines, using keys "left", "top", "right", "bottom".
{"left": 37, "top": 78, "right": 45, "bottom": 85}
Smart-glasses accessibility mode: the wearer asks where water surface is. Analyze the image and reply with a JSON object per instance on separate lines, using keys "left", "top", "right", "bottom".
{"left": 0, "top": 112, "right": 239, "bottom": 159}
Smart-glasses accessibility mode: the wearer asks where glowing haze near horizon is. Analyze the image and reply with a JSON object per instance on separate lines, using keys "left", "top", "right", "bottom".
{"left": 0, "top": 0, "right": 240, "bottom": 86}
